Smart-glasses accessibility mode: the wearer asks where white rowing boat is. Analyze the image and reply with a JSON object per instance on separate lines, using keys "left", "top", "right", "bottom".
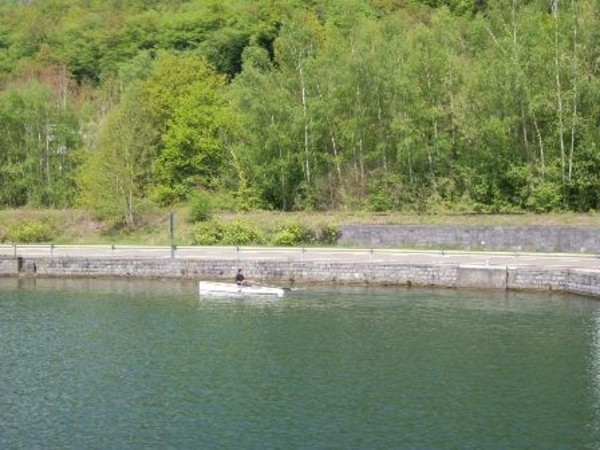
{"left": 199, "top": 281, "right": 285, "bottom": 298}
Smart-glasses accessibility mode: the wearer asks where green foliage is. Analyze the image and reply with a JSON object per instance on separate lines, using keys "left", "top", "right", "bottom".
{"left": 366, "top": 181, "right": 395, "bottom": 212}
{"left": 2, "top": 0, "right": 600, "bottom": 216}
{"left": 234, "top": 185, "right": 263, "bottom": 212}
{"left": 221, "top": 219, "right": 265, "bottom": 245}
{"left": 505, "top": 164, "right": 564, "bottom": 213}
{"left": 564, "top": 141, "right": 600, "bottom": 212}
{"left": 0, "top": 80, "right": 81, "bottom": 208}
{"left": 525, "top": 181, "right": 563, "bottom": 214}
{"left": 271, "top": 220, "right": 315, "bottom": 246}
{"left": 149, "top": 185, "right": 182, "bottom": 207}
{"left": 206, "top": 190, "right": 238, "bottom": 212}
{"left": 193, "top": 216, "right": 335, "bottom": 246}
{"left": 5, "top": 220, "right": 54, "bottom": 243}
{"left": 188, "top": 190, "right": 214, "bottom": 222}
{"left": 192, "top": 219, "right": 225, "bottom": 245}
{"left": 146, "top": 53, "right": 231, "bottom": 202}
{"left": 316, "top": 223, "right": 340, "bottom": 245}
{"left": 191, "top": 218, "right": 264, "bottom": 245}
{"left": 77, "top": 81, "right": 158, "bottom": 225}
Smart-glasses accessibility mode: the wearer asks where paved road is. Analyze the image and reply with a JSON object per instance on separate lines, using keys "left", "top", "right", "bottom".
{"left": 2, "top": 244, "right": 600, "bottom": 271}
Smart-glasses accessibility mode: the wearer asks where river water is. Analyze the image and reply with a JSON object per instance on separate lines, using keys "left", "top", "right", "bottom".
{"left": 1, "top": 278, "right": 599, "bottom": 449}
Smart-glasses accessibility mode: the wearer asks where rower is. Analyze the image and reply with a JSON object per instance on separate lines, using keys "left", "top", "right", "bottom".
{"left": 236, "top": 268, "right": 250, "bottom": 286}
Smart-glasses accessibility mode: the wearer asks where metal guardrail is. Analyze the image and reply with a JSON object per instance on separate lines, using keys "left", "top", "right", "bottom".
{"left": 0, "top": 244, "right": 173, "bottom": 258}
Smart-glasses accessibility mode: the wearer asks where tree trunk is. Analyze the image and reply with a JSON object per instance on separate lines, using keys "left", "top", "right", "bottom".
{"left": 553, "top": 1, "right": 566, "bottom": 181}
{"left": 512, "top": 0, "right": 531, "bottom": 159}
{"left": 568, "top": 0, "right": 578, "bottom": 182}
{"left": 299, "top": 66, "right": 311, "bottom": 183}
{"left": 358, "top": 136, "right": 365, "bottom": 197}
{"left": 534, "top": 118, "right": 545, "bottom": 175}
{"left": 424, "top": 55, "right": 436, "bottom": 188}
{"left": 270, "top": 114, "right": 287, "bottom": 210}
{"left": 331, "top": 134, "right": 343, "bottom": 190}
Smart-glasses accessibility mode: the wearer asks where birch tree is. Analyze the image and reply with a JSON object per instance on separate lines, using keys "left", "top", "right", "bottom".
{"left": 77, "top": 83, "right": 158, "bottom": 225}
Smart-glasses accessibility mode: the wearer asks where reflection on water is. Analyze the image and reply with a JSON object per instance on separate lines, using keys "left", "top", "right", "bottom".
{"left": 1, "top": 279, "right": 600, "bottom": 449}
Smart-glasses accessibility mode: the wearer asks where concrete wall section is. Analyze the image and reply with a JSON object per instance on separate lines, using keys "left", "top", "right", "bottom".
{"left": 457, "top": 265, "right": 508, "bottom": 290}
{"left": 339, "top": 225, "right": 600, "bottom": 253}
{"left": 2, "top": 256, "right": 600, "bottom": 298}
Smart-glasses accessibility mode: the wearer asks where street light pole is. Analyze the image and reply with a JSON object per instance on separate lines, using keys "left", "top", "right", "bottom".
{"left": 169, "top": 212, "right": 175, "bottom": 258}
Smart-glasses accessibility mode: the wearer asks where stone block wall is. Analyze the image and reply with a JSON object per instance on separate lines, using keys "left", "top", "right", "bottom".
{"left": 3, "top": 255, "right": 600, "bottom": 298}
{"left": 565, "top": 270, "right": 600, "bottom": 297}
{"left": 0, "top": 257, "right": 19, "bottom": 275}
{"left": 339, "top": 225, "right": 600, "bottom": 253}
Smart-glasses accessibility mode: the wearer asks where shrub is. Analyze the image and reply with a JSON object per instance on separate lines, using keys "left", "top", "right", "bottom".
{"left": 191, "top": 220, "right": 225, "bottom": 245}
{"left": 272, "top": 221, "right": 315, "bottom": 246}
{"left": 235, "top": 185, "right": 263, "bottom": 212}
{"left": 150, "top": 185, "right": 180, "bottom": 207}
{"left": 317, "top": 223, "right": 340, "bottom": 245}
{"left": 188, "top": 191, "right": 214, "bottom": 222}
{"left": 525, "top": 181, "right": 563, "bottom": 213}
{"left": 5, "top": 221, "right": 54, "bottom": 243}
{"left": 221, "top": 219, "right": 265, "bottom": 245}
{"left": 367, "top": 192, "right": 394, "bottom": 212}
{"left": 192, "top": 219, "right": 264, "bottom": 245}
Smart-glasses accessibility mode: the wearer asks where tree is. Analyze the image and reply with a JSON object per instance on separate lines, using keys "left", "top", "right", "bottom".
{"left": 144, "top": 53, "right": 231, "bottom": 203}
{"left": 0, "top": 80, "right": 80, "bottom": 207}
{"left": 229, "top": 45, "right": 303, "bottom": 210}
{"left": 77, "top": 82, "right": 159, "bottom": 225}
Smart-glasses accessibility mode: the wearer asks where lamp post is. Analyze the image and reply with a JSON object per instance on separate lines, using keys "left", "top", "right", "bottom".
{"left": 169, "top": 212, "right": 175, "bottom": 258}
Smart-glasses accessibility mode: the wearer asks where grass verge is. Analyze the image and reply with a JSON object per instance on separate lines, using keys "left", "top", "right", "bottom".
{"left": 1, "top": 208, "right": 599, "bottom": 245}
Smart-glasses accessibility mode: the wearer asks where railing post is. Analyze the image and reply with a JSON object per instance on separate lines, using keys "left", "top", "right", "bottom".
{"left": 13, "top": 244, "right": 17, "bottom": 257}
{"left": 302, "top": 247, "right": 305, "bottom": 261}
{"left": 111, "top": 244, "right": 115, "bottom": 257}
{"left": 50, "top": 243, "right": 54, "bottom": 257}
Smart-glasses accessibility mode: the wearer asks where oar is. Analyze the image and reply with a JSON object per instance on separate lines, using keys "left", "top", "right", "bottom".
{"left": 252, "top": 282, "right": 300, "bottom": 292}
{"left": 283, "top": 286, "right": 301, "bottom": 292}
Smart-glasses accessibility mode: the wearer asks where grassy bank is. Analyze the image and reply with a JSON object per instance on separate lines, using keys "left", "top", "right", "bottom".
{"left": 1, "top": 208, "right": 599, "bottom": 246}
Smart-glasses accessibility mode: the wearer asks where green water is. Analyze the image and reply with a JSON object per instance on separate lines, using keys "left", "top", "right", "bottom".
{"left": 1, "top": 278, "right": 599, "bottom": 449}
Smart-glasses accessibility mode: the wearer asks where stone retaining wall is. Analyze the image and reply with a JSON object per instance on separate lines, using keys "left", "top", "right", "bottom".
{"left": 0, "top": 257, "right": 19, "bottom": 275}
{"left": 339, "top": 225, "right": 600, "bottom": 253}
{"left": 3, "top": 256, "right": 600, "bottom": 298}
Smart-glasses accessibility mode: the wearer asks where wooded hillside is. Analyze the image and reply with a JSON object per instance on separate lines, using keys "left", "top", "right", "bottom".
{"left": 1, "top": 0, "right": 599, "bottom": 225}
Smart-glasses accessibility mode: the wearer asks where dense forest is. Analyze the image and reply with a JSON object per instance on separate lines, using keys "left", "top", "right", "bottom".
{"left": 1, "top": 0, "right": 599, "bottom": 226}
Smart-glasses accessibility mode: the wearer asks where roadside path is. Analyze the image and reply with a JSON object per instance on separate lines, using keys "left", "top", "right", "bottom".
{"left": 2, "top": 244, "right": 599, "bottom": 271}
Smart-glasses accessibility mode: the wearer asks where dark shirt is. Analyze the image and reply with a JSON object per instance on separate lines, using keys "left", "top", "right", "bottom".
{"left": 236, "top": 273, "right": 244, "bottom": 285}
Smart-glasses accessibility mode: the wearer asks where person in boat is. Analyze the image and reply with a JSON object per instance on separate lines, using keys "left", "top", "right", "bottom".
{"left": 236, "top": 268, "right": 250, "bottom": 286}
